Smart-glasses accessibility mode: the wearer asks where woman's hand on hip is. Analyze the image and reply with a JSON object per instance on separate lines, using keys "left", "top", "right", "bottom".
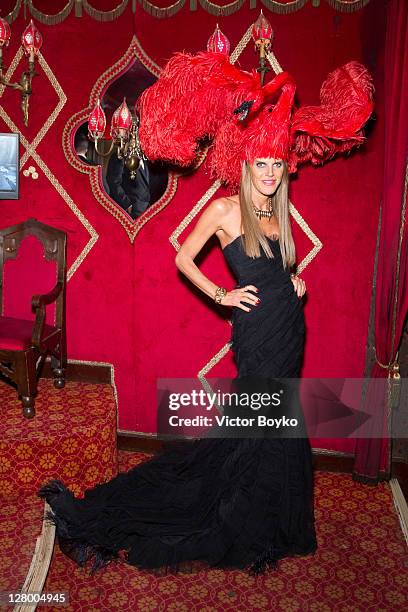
{"left": 221, "top": 285, "right": 259, "bottom": 312}
{"left": 290, "top": 274, "right": 306, "bottom": 298}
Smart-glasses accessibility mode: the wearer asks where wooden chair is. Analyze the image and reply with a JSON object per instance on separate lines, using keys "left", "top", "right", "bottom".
{"left": 0, "top": 218, "right": 67, "bottom": 418}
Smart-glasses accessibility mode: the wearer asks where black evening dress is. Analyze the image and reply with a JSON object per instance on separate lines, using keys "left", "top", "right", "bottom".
{"left": 38, "top": 235, "right": 317, "bottom": 574}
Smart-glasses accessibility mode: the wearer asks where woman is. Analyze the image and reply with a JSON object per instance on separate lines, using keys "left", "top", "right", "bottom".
{"left": 39, "top": 50, "right": 374, "bottom": 575}
{"left": 38, "top": 155, "right": 317, "bottom": 575}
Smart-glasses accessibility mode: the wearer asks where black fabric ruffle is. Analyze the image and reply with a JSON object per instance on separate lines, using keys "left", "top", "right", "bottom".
{"left": 39, "top": 437, "right": 316, "bottom": 575}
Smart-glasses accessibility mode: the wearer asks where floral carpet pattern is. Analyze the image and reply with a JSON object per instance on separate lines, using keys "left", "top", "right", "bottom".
{"left": 0, "top": 377, "right": 407, "bottom": 611}
{"left": 0, "top": 494, "right": 45, "bottom": 604}
{"left": 0, "top": 379, "right": 118, "bottom": 499}
{"left": 34, "top": 453, "right": 407, "bottom": 611}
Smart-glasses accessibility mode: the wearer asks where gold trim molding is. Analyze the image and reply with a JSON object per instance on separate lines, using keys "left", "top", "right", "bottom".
{"left": 138, "top": 0, "right": 185, "bottom": 18}
{"left": 3, "top": 0, "right": 373, "bottom": 23}
{"left": 325, "top": 0, "right": 370, "bottom": 12}
{"left": 260, "top": 0, "right": 308, "bottom": 13}
{"left": 26, "top": 0, "right": 75, "bottom": 24}
{"left": 197, "top": 0, "right": 245, "bottom": 17}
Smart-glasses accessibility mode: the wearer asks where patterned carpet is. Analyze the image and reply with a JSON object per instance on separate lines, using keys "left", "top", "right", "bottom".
{"left": 0, "top": 378, "right": 407, "bottom": 611}
{"left": 0, "top": 378, "right": 118, "bottom": 610}
{"left": 0, "top": 379, "right": 118, "bottom": 499}
{"left": 32, "top": 452, "right": 407, "bottom": 612}
{"left": 0, "top": 494, "right": 45, "bottom": 606}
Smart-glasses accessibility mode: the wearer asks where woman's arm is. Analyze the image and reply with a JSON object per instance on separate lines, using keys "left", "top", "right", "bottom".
{"left": 175, "top": 198, "right": 259, "bottom": 311}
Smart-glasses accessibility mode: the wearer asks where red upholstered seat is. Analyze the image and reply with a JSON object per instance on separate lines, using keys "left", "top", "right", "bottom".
{"left": 0, "top": 219, "right": 67, "bottom": 418}
{"left": 0, "top": 316, "right": 57, "bottom": 350}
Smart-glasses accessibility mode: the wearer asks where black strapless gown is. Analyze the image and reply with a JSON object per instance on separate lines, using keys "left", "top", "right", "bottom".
{"left": 38, "top": 236, "right": 317, "bottom": 574}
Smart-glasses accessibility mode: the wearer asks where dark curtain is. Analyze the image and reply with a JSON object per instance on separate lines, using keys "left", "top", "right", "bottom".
{"left": 353, "top": 0, "right": 408, "bottom": 483}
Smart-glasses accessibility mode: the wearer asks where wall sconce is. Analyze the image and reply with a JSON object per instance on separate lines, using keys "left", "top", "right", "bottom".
{"left": 0, "top": 18, "right": 43, "bottom": 127}
{"left": 87, "top": 98, "right": 145, "bottom": 179}
{"left": 252, "top": 11, "right": 273, "bottom": 86}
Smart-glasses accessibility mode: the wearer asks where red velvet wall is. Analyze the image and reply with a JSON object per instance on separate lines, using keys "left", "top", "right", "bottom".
{"left": 0, "top": 1, "right": 386, "bottom": 457}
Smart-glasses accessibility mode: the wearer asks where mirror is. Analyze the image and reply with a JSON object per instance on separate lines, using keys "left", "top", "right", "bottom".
{"left": 72, "top": 56, "right": 169, "bottom": 222}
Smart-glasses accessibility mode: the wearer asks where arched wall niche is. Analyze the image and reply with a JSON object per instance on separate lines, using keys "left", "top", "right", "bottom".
{"left": 62, "top": 35, "right": 178, "bottom": 243}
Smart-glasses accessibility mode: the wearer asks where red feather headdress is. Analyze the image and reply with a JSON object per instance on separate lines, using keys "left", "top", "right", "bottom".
{"left": 137, "top": 51, "right": 374, "bottom": 187}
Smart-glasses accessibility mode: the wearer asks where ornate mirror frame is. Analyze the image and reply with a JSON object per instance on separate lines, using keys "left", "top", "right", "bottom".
{"left": 62, "top": 35, "right": 178, "bottom": 243}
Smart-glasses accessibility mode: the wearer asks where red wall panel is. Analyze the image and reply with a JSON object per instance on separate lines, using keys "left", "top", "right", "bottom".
{"left": 0, "top": 2, "right": 386, "bottom": 461}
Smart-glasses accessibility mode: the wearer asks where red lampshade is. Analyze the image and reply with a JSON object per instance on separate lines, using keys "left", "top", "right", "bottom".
{"left": 252, "top": 11, "right": 273, "bottom": 43}
{"left": 21, "top": 20, "right": 42, "bottom": 57}
{"left": 207, "top": 24, "right": 230, "bottom": 56}
{"left": 88, "top": 100, "right": 106, "bottom": 139}
{"left": 0, "top": 18, "right": 11, "bottom": 48}
{"left": 115, "top": 98, "right": 132, "bottom": 132}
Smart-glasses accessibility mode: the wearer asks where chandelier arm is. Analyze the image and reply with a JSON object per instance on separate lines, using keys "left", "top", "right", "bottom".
{"left": 94, "top": 139, "right": 115, "bottom": 157}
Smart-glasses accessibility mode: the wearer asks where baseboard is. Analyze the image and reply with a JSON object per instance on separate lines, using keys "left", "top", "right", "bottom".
{"left": 117, "top": 432, "right": 166, "bottom": 454}
{"left": 116, "top": 434, "right": 357, "bottom": 463}
{"left": 42, "top": 358, "right": 111, "bottom": 384}
{"left": 116, "top": 434, "right": 356, "bottom": 465}
{"left": 391, "top": 460, "right": 408, "bottom": 505}
{"left": 116, "top": 433, "right": 408, "bottom": 501}
{"left": 311, "top": 449, "right": 355, "bottom": 474}
{"left": 389, "top": 478, "right": 408, "bottom": 546}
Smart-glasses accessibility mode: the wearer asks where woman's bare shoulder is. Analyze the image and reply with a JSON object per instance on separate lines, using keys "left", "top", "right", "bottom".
{"left": 209, "top": 195, "right": 240, "bottom": 216}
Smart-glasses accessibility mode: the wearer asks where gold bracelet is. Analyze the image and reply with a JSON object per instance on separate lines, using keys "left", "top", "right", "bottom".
{"left": 214, "top": 286, "right": 227, "bottom": 304}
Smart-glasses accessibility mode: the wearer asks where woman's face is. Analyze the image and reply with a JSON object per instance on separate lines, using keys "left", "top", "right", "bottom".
{"left": 249, "top": 158, "right": 285, "bottom": 197}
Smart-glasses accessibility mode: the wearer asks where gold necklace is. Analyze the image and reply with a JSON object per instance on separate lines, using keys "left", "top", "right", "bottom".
{"left": 252, "top": 197, "right": 274, "bottom": 220}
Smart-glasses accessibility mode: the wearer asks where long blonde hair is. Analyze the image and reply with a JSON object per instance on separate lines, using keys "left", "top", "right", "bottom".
{"left": 238, "top": 160, "right": 295, "bottom": 269}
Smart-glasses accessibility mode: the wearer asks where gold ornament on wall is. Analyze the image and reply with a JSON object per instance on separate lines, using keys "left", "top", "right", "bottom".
{"left": 23, "top": 164, "right": 38, "bottom": 179}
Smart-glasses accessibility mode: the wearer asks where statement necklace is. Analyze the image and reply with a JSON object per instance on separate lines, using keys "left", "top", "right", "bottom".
{"left": 252, "top": 197, "right": 274, "bottom": 220}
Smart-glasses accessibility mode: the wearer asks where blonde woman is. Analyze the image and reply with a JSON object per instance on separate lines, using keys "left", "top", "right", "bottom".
{"left": 175, "top": 157, "right": 306, "bottom": 381}
{"left": 39, "top": 50, "right": 374, "bottom": 576}
{"left": 39, "top": 157, "right": 317, "bottom": 574}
